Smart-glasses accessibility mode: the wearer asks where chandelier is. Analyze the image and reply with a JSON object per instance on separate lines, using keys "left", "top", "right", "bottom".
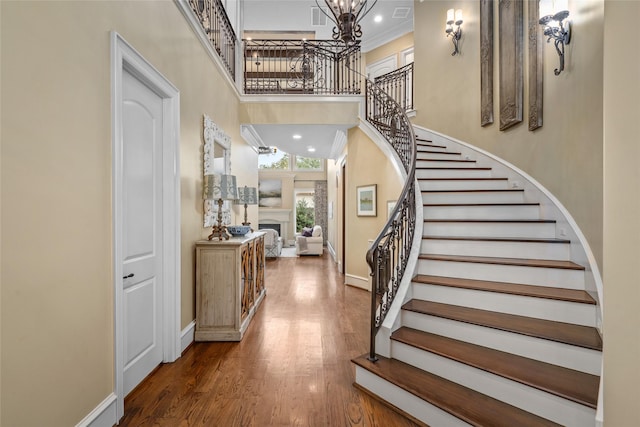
{"left": 317, "top": 0, "right": 379, "bottom": 44}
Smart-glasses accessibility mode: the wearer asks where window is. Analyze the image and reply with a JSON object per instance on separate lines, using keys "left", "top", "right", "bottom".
{"left": 294, "top": 156, "right": 323, "bottom": 171}
{"left": 295, "top": 192, "right": 315, "bottom": 232}
{"left": 259, "top": 149, "right": 290, "bottom": 170}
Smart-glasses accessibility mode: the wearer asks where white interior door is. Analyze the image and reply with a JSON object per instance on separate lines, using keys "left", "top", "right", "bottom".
{"left": 121, "top": 68, "right": 164, "bottom": 396}
{"left": 366, "top": 54, "right": 397, "bottom": 80}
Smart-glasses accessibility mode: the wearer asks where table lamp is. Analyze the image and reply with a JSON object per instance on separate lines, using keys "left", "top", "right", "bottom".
{"left": 203, "top": 173, "right": 238, "bottom": 240}
{"left": 235, "top": 186, "right": 258, "bottom": 229}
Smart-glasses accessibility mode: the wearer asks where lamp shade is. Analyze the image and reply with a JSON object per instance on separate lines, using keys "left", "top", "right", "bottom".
{"left": 203, "top": 174, "right": 238, "bottom": 201}
{"left": 236, "top": 186, "right": 258, "bottom": 205}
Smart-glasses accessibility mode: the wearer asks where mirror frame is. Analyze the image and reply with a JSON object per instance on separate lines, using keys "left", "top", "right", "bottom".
{"left": 203, "top": 114, "right": 232, "bottom": 227}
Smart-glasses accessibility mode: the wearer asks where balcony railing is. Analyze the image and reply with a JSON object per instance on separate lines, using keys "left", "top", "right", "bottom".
{"left": 374, "top": 62, "right": 414, "bottom": 112}
{"left": 188, "top": 0, "right": 237, "bottom": 80}
{"left": 365, "top": 78, "right": 417, "bottom": 361}
{"left": 243, "top": 39, "right": 362, "bottom": 95}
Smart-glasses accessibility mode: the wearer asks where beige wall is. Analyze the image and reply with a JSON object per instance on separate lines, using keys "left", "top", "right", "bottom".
{"left": 0, "top": 1, "right": 254, "bottom": 426}
{"left": 365, "top": 32, "right": 414, "bottom": 69}
{"left": 413, "top": 0, "right": 604, "bottom": 268}
{"left": 239, "top": 101, "right": 359, "bottom": 126}
{"left": 345, "top": 128, "right": 403, "bottom": 282}
{"left": 602, "top": 1, "right": 640, "bottom": 425}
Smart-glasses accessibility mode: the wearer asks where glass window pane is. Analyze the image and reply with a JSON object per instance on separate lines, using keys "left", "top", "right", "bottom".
{"left": 259, "top": 149, "right": 290, "bottom": 169}
{"left": 294, "top": 156, "right": 322, "bottom": 170}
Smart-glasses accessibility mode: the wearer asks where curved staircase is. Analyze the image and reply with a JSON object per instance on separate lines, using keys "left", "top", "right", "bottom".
{"left": 354, "top": 129, "right": 602, "bottom": 426}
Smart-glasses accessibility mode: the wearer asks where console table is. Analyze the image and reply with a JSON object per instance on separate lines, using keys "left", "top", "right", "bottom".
{"left": 195, "top": 232, "right": 266, "bottom": 341}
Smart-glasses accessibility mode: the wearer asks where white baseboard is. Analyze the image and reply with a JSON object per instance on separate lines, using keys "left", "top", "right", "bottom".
{"left": 345, "top": 273, "right": 371, "bottom": 291}
{"left": 181, "top": 320, "right": 196, "bottom": 353}
{"left": 76, "top": 323, "right": 195, "bottom": 427}
{"left": 327, "top": 241, "right": 337, "bottom": 263}
{"left": 75, "top": 393, "right": 117, "bottom": 427}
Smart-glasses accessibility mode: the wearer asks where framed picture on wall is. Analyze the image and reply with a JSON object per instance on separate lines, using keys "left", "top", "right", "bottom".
{"left": 357, "top": 184, "right": 377, "bottom": 217}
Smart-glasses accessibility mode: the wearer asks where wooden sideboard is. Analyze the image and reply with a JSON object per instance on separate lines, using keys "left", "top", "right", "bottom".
{"left": 195, "top": 232, "right": 266, "bottom": 341}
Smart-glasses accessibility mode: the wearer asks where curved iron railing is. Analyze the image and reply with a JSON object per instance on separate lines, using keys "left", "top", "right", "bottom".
{"left": 374, "top": 62, "right": 414, "bottom": 112}
{"left": 365, "top": 79, "right": 417, "bottom": 362}
{"left": 243, "top": 39, "right": 361, "bottom": 95}
{"left": 188, "top": 0, "right": 237, "bottom": 80}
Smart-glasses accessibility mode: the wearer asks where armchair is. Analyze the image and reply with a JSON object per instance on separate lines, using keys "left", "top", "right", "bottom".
{"left": 295, "top": 225, "right": 323, "bottom": 256}
{"left": 263, "top": 228, "right": 282, "bottom": 258}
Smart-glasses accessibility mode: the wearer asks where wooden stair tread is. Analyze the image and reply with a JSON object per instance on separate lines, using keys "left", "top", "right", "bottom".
{"left": 419, "top": 253, "right": 585, "bottom": 270}
{"left": 424, "top": 218, "right": 556, "bottom": 223}
{"left": 422, "top": 236, "right": 570, "bottom": 244}
{"left": 391, "top": 328, "right": 599, "bottom": 408}
{"left": 402, "top": 300, "right": 602, "bottom": 350}
{"left": 413, "top": 274, "right": 596, "bottom": 304}
{"left": 417, "top": 143, "right": 448, "bottom": 149}
{"left": 352, "top": 354, "right": 561, "bottom": 427}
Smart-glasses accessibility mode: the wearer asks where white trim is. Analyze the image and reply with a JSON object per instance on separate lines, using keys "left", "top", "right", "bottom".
{"left": 345, "top": 273, "right": 371, "bottom": 291}
{"left": 361, "top": 27, "right": 412, "bottom": 53}
{"left": 240, "top": 94, "right": 363, "bottom": 104}
{"left": 75, "top": 393, "right": 117, "bottom": 427}
{"left": 329, "top": 130, "right": 348, "bottom": 160}
{"left": 400, "top": 46, "right": 415, "bottom": 66}
{"left": 240, "top": 124, "right": 267, "bottom": 153}
{"left": 327, "top": 240, "right": 337, "bottom": 263}
{"left": 181, "top": 320, "right": 196, "bottom": 354}
{"left": 111, "top": 31, "right": 181, "bottom": 421}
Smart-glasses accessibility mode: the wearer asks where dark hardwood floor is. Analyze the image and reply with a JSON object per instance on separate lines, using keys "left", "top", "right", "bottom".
{"left": 120, "top": 252, "right": 420, "bottom": 426}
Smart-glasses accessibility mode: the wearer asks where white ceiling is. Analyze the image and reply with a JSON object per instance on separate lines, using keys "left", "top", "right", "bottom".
{"left": 246, "top": 124, "right": 350, "bottom": 159}
{"left": 241, "top": 0, "right": 414, "bottom": 160}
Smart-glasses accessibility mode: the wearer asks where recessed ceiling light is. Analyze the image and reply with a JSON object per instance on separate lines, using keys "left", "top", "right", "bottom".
{"left": 374, "top": 15, "right": 383, "bottom": 23}
{"left": 293, "top": 134, "right": 302, "bottom": 139}
{"left": 307, "top": 147, "right": 316, "bottom": 153}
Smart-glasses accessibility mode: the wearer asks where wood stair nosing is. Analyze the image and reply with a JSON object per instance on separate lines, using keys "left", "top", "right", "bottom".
{"left": 402, "top": 300, "right": 602, "bottom": 350}
{"left": 419, "top": 253, "right": 585, "bottom": 270}
{"left": 353, "top": 354, "right": 562, "bottom": 427}
{"left": 391, "top": 327, "right": 599, "bottom": 408}
{"left": 412, "top": 274, "right": 596, "bottom": 304}
{"left": 421, "top": 236, "right": 570, "bottom": 244}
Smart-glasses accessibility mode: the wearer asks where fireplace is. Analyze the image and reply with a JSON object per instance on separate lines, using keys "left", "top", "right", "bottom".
{"left": 258, "top": 208, "right": 292, "bottom": 245}
{"left": 259, "top": 223, "right": 281, "bottom": 235}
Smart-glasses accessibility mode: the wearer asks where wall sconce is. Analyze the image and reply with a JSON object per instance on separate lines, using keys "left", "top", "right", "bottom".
{"left": 539, "top": 10, "right": 571, "bottom": 75}
{"left": 445, "top": 8, "right": 463, "bottom": 56}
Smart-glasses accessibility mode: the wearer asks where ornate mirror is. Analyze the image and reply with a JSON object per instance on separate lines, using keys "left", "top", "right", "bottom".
{"left": 203, "top": 114, "right": 232, "bottom": 227}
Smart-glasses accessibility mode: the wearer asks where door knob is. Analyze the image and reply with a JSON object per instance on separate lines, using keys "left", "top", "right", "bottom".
{"left": 123, "top": 273, "right": 134, "bottom": 279}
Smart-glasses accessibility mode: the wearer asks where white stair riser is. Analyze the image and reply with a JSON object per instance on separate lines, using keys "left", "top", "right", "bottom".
{"left": 412, "top": 282, "right": 596, "bottom": 327}
{"left": 401, "top": 311, "right": 601, "bottom": 375}
{"left": 417, "top": 145, "right": 449, "bottom": 153}
{"left": 391, "top": 342, "right": 596, "bottom": 427}
{"left": 418, "top": 259, "right": 585, "bottom": 289}
{"left": 423, "top": 191, "right": 524, "bottom": 204}
{"left": 421, "top": 239, "right": 570, "bottom": 260}
{"left": 417, "top": 169, "right": 492, "bottom": 179}
{"left": 416, "top": 152, "right": 463, "bottom": 160}
{"left": 419, "top": 179, "right": 510, "bottom": 191}
{"left": 424, "top": 205, "right": 540, "bottom": 220}
{"left": 355, "top": 366, "right": 472, "bottom": 427}
{"left": 424, "top": 221, "right": 557, "bottom": 238}
{"left": 417, "top": 160, "right": 478, "bottom": 168}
